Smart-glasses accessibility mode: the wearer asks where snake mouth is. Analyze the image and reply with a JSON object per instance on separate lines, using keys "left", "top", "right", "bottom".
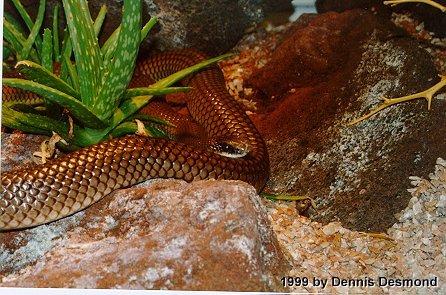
{"left": 211, "top": 141, "right": 250, "bottom": 158}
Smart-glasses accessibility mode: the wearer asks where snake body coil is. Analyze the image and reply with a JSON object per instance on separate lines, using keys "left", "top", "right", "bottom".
{"left": 0, "top": 49, "right": 269, "bottom": 230}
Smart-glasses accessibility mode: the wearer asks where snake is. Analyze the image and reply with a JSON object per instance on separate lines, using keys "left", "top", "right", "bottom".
{"left": 0, "top": 49, "right": 270, "bottom": 230}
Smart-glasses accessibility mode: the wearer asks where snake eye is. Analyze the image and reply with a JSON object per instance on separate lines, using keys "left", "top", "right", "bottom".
{"left": 212, "top": 141, "right": 249, "bottom": 158}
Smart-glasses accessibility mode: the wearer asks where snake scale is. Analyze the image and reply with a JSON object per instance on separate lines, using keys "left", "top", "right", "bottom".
{"left": 0, "top": 49, "right": 269, "bottom": 230}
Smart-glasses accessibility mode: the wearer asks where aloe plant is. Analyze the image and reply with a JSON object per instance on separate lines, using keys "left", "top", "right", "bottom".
{"left": 2, "top": 0, "right": 230, "bottom": 150}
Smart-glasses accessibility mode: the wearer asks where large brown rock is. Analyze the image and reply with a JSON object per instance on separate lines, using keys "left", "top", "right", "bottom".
{"left": 247, "top": 10, "right": 446, "bottom": 232}
{"left": 0, "top": 179, "right": 289, "bottom": 291}
{"left": 247, "top": 10, "right": 403, "bottom": 99}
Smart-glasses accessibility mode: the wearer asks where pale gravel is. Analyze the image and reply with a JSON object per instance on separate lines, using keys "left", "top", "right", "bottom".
{"left": 266, "top": 158, "right": 445, "bottom": 294}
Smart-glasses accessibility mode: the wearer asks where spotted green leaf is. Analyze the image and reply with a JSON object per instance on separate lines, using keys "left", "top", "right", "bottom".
{"left": 62, "top": 0, "right": 103, "bottom": 106}
{"left": 41, "top": 29, "right": 53, "bottom": 71}
{"left": 2, "top": 78, "right": 106, "bottom": 129}
{"left": 9, "top": 0, "right": 43, "bottom": 52}
{"left": 19, "top": 0, "right": 46, "bottom": 61}
{"left": 16, "top": 60, "right": 79, "bottom": 99}
{"left": 128, "top": 113, "right": 174, "bottom": 127}
{"left": 52, "top": 3, "right": 61, "bottom": 62}
{"left": 2, "top": 106, "right": 53, "bottom": 135}
{"left": 92, "top": 0, "right": 142, "bottom": 119}
{"left": 3, "top": 19, "right": 39, "bottom": 62}
{"left": 154, "top": 53, "right": 233, "bottom": 88}
{"left": 124, "top": 86, "right": 190, "bottom": 99}
{"left": 93, "top": 5, "right": 107, "bottom": 37}
{"left": 4, "top": 12, "right": 26, "bottom": 36}
{"left": 111, "top": 121, "right": 167, "bottom": 138}
{"left": 63, "top": 55, "right": 80, "bottom": 92}
{"left": 3, "top": 43, "right": 13, "bottom": 60}
{"left": 101, "top": 17, "right": 157, "bottom": 68}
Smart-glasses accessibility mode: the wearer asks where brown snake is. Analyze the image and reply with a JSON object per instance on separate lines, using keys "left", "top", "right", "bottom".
{"left": 0, "top": 49, "right": 269, "bottom": 230}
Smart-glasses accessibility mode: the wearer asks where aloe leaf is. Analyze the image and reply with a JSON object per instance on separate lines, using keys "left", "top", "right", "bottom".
{"left": 60, "top": 29, "right": 72, "bottom": 59}
{"left": 101, "top": 17, "right": 157, "bottom": 67}
{"left": 154, "top": 53, "right": 233, "bottom": 88}
{"left": 112, "top": 95, "right": 153, "bottom": 128}
{"left": 4, "top": 12, "right": 26, "bottom": 35}
{"left": 2, "top": 106, "right": 52, "bottom": 135}
{"left": 3, "top": 43, "right": 13, "bottom": 60}
{"left": 124, "top": 86, "right": 190, "bottom": 99}
{"left": 3, "top": 27, "right": 22, "bottom": 56}
{"left": 129, "top": 113, "right": 174, "bottom": 127}
{"left": 41, "top": 29, "right": 53, "bottom": 71}
{"left": 9, "top": 103, "right": 46, "bottom": 114}
{"left": 56, "top": 126, "right": 112, "bottom": 148}
{"left": 59, "top": 29, "right": 72, "bottom": 83}
{"left": 52, "top": 3, "right": 61, "bottom": 62}
{"left": 19, "top": 0, "right": 46, "bottom": 61}
{"left": 78, "top": 0, "right": 94, "bottom": 23}
{"left": 59, "top": 5, "right": 105, "bottom": 86}
{"left": 3, "top": 18, "right": 26, "bottom": 41}
{"left": 110, "top": 53, "right": 232, "bottom": 129}
{"left": 111, "top": 121, "right": 167, "bottom": 138}
{"left": 140, "top": 17, "right": 158, "bottom": 43}
{"left": 16, "top": 60, "right": 79, "bottom": 99}
{"left": 3, "top": 19, "right": 40, "bottom": 61}
{"left": 9, "top": 0, "right": 43, "bottom": 52}
{"left": 92, "top": 0, "right": 142, "bottom": 119}
{"left": 63, "top": 55, "right": 80, "bottom": 92}
{"left": 62, "top": 0, "right": 103, "bottom": 106}
{"left": 9, "top": 0, "right": 34, "bottom": 28}
{"left": 73, "top": 127, "right": 111, "bottom": 147}
{"left": 3, "top": 105, "right": 68, "bottom": 136}
{"left": 2, "top": 78, "right": 106, "bottom": 129}
{"left": 101, "top": 27, "right": 120, "bottom": 61}
{"left": 9, "top": 0, "right": 34, "bottom": 29}
{"left": 3, "top": 20, "right": 41, "bottom": 63}
{"left": 93, "top": 5, "right": 107, "bottom": 37}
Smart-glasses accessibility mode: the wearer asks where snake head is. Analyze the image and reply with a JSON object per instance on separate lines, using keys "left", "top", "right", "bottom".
{"left": 211, "top": 140, "right": 250, "bottom": 158}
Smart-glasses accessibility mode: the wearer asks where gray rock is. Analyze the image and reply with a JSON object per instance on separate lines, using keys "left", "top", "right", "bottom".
{"left": 5, "top": 0, "right": 293, "bottom": 55}
{"left": 100, "top": 0, "right": 293, "bottom": 55}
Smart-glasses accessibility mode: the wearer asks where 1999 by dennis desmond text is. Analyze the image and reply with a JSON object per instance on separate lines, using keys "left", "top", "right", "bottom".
{"left": 281, "top": 276, "right": 439, "bottom": 289}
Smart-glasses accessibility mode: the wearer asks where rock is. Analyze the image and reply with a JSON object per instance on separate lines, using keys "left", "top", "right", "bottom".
{"left": 5, "top": 0, "right": 294, "bottom": 56}
{"left": 247, "top": 10, "right": 446, "bottom": 231}
{"left": 321, "top": 222, "right": 342, "bottom": 236}
{"left": 0, "top": 132, "right": 47, "bottom": 172}
{"left": 315, "top": 0, "right": 446, "bottom": 37}
{"left": 247, "top": 10, "right": 402, "bottom": 99}
{"left": 0, "top": 179, "right": 290, "bottom": 291}
{"left": 139, "top": 0, "right": 293, "bottom": 55}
